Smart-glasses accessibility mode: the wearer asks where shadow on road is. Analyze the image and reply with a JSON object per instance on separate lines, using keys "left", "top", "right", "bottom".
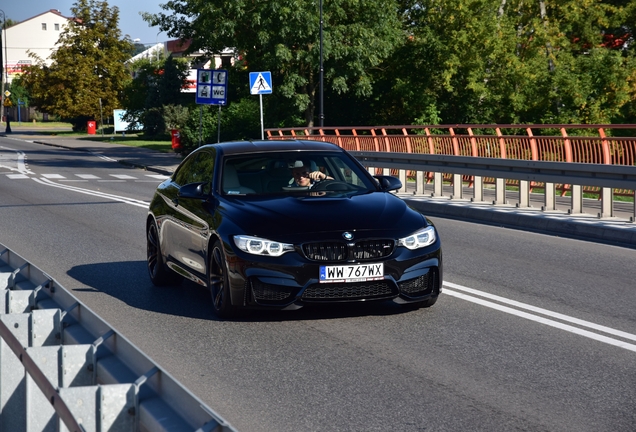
{"left": 67, "top": 261, "right": 423, "bottom": 323}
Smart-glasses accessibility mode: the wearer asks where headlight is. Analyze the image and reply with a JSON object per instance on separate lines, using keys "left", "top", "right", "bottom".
{"left": 233, "top": 235, "right": 294, "bottom": 257}
{"left": 397, "top": 226, "right": 436, "bottom": 250}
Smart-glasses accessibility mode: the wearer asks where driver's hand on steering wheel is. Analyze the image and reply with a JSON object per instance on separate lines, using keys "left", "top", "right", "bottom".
{"left": 308, "top": 171, "right": 331, "bottom": 182}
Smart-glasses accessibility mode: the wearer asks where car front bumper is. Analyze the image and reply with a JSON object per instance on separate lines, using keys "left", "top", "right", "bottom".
{"left": 224, "top": 242, "right": 442, "bottom": 310}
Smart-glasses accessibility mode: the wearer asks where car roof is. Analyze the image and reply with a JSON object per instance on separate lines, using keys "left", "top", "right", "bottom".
{"left": 199, "top": 139, "right": 340, "bottom": 156}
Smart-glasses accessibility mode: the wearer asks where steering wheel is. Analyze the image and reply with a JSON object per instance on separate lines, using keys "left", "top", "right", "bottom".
{"left": 312, "top": 180, "right": 353, "bottom": 191}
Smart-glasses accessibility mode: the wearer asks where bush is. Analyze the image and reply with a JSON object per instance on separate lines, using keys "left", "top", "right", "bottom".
{"left": 177, "top": 98, "right": 262, "bottom": 154}
{"left": 163, "top": 104, "right": 190, "bottom": 131}
{"left": 141, "top": 107, "right": 165, "bottom": 136}
{"left": 66, "top": 115, "right": 94, "bottom": 132}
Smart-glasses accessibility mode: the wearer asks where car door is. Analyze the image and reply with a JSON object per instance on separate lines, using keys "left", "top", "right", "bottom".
{"left": 164, "top": 150, "right": 216, "bottom": 278}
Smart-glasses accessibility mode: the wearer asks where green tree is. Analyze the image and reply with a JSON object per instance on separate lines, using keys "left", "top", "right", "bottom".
{"left": 143, "top": 0, "right": 404, "bottom": 127}
{"left": 121, "top": 55, "right": 190, "bottom": 135}
{"left": 4, "top": 80, "right": 30, "bottom": 108}
{"left": 2, "top": 18, "right": 19, "bottom": 29}
{"left": 370, "top": 0, "right": 636, "bottom": 126}
{"left": 19, "top": 0, "right": 133, "bottom": 130}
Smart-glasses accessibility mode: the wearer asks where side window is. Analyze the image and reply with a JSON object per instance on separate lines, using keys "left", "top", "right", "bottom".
{"left": 173, "top": 156, "right": 197, "bottom": 186}
{"left": 173, "top": 151, "right": 215, "bottom": 190}
{"left": 191, "top": 152, "right": 215, "bottom": 194}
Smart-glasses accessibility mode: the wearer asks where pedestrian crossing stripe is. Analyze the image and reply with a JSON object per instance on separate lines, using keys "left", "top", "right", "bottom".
{"left": 110, "top": 174, "right": 137, "bottom": 179}
{"left": 249, "top": 72, "right": 273, "bottom": 95}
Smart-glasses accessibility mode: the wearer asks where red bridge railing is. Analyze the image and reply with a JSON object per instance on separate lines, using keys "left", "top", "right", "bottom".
{"left": 266, "top": 124, "right": 636, "bottom": 197}
{"left": 266, "top": 124, "right": 636, "bottom": 165}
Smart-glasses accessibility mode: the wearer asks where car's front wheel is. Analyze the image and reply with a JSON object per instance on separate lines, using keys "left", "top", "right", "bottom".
{"left": 147, "top": 220, "right": 183, "bottom": 286}
{"left": 209, "top": 241, "right": 239, "bottom": 319}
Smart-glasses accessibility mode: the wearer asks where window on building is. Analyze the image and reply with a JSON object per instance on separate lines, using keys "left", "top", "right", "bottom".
{"left": 42, "top": 23, "right": 47, "bottom": 30}
{"left": 55, "top": 23, "right": 60, "bottom": 31}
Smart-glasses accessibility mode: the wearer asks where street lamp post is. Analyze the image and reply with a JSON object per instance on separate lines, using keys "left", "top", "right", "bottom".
{"left": 0, "top": 9, "right": 6, "bottom": 120}
{"left": 319, "top": 0, "right": 324, "bottom": 127}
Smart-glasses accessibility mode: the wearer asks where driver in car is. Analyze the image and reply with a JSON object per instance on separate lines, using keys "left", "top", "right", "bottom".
{"left": 290, "top": 161, "right": 333, "bottom": 187}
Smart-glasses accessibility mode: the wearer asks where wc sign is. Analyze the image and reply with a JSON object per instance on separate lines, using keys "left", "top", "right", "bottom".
{"left": 196, "top": 69, "right": 228, "bottom": 105}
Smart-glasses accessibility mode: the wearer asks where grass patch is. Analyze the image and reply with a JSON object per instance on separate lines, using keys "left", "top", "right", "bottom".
{"left": 407, "top": 178, "right": 635, "bottom": 203}
{"left": 9, "top": 124, "right": 175, "bottom": 153}
{"left": 483, "top": 184, "right": 634, "bottom": 202}
{"left": 10, "top": 121, "right": 72, "bottom": 128}
{"left": 81, "top": 135, "right": 174, "bottom": 153}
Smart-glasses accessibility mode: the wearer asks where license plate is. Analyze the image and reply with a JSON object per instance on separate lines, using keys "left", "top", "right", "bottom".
{"left": 319, "top": 263, "right": 384, "bottom": 283}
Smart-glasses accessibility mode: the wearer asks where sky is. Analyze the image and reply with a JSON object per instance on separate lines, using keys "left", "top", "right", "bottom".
{"left": 1, "top": 0, "right": 170, "bottom": 45}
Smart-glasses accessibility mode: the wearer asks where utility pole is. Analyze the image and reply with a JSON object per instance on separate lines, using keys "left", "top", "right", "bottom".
{"left": 0, "top": 9, "right": 5, "bottom": 118}
{"left": 319, "top": 0, "right": 324, "bottom": 128}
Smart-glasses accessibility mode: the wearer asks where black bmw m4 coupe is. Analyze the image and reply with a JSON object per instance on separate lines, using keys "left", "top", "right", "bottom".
{"left": 147, "top": 140, "right": 442, "bottom": 318}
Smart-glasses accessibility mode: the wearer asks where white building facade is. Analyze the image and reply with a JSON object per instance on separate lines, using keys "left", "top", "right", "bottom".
{"left": 3, "top": 9, "right": 70, "bottom": 84}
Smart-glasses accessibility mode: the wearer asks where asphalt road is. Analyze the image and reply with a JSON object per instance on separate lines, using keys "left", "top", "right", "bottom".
{"left": 1, "top": 136, "right": 635, "bottom": 431}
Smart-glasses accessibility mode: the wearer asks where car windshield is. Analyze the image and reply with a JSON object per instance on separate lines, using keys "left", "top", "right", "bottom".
{"left": 221, "top": 151, "right": 378, "bottom": 196}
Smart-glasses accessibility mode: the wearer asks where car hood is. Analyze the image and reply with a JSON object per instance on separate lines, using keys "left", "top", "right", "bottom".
{"left": 218, "top": 192, "right": 426, "bottom": 241}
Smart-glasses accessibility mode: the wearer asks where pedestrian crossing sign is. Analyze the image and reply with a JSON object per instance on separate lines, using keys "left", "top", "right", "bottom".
{"left": 249, "top": 72, "right": 273, "bottom": 95}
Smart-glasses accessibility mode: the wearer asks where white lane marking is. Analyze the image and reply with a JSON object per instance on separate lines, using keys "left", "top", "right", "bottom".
{"left": 110, "top": 174, "right": 137, "bottom": 179}
{"left": 76, "top": 174, "right": 100, "bottom": 179}
{"left": 0, "top": 147, "right": 34, "bottom": 175}
{"left": 7, "top": 174, "right": 29, "bottom": 179}
{"left": 60, "top": 180, "right": 88, "bottom": 182}
{"left": 98, "top": 180, "right": 126, "bottom": 182}
{"left": 146, "top": 174, "right": 169, "bottom": 180}
{"left": 32, "top": 178, "right": 149, "bottom": 208}
{"left": 444, "top": 281, "right": 636, "bottom": 342}
{"left": 16, "top": 151, "right": 33, "bottom": 174}
{"left": 443, "top": 284, "right": 636, "bottom": 352}
{"left": 42, "top": 174, "right": 66, "bottom": 179}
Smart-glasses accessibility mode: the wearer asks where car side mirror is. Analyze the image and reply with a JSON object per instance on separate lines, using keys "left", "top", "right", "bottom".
{"left": 178, "top": 182, "right": 207, "bottom": 199}
{"left": 374, "top": 175, "right": 402, "bottom": 192}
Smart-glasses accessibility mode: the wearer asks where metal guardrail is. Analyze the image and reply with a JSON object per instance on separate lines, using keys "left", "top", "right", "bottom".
{"left": 349, "top": 151, "right": 636, "bottom": 221}
{"left": 267, "top": 124, "right": 636, "bottom": 197}
{"left": 267, "top": 123, "right": 636, "bottom": 165}
{"left": 0, "top": 245, "right": 236, "bottom": 432}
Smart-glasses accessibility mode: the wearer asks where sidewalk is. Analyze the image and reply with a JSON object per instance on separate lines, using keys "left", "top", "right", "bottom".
{"left": 3, "top": 129, "right": 636, "bottom": 249}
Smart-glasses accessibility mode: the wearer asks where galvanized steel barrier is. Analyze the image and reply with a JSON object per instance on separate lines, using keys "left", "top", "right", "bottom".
{"left": 0, "top": 245, "right": 236, "bottom": 432}
{"left": 266, "top": 124, "right": 636, "bottom": 197}
{"left": 347, "top": 152, "right": 636, "bottom": 221}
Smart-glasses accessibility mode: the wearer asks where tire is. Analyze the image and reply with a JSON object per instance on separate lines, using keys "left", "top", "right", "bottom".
{"left": 208, "top": 241, "right": 239, "bottom": 319}
{"left": 147, "top": 220, "right": 183, "bottom": 286}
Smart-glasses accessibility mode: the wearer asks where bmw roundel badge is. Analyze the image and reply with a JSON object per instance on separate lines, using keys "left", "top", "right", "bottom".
{"left": 342, "top": 232, "right": 354, "bottom": 240}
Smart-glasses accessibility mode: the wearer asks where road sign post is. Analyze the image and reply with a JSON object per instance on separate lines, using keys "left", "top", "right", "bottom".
{"left": 196, "top": 69, "right": 228, "bottom": 145}
{"left": 17, "top": 98, "right": 24, "bottom": 124}
{"left": 249, "top": 72, "right": 273, "bottom": 140}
